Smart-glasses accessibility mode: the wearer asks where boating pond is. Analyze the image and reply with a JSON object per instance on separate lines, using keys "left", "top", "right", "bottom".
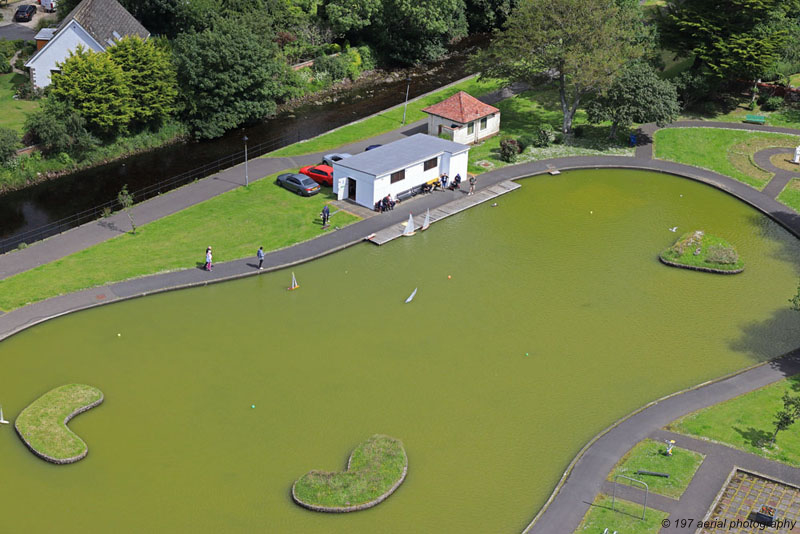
{"left": 1, "top": 169, "right": 799, "bottom": 532}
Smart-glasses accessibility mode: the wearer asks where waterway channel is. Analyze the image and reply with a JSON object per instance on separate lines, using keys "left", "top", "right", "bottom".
{"left": 0, "top": 169, "right": 798, "bottom": 532}
{"left": 0, "top": 38, "right": 483, "bottom": 247}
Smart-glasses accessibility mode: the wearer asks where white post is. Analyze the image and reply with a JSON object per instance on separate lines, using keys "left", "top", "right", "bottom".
{"left": 794, "top": 146, "right": 800, "bottom": 164}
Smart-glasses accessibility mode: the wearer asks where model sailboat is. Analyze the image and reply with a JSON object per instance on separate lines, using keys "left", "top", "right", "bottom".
{"left": 288, "top": 272, "right": 299, "bottom": 291}
{"left": 405, "top": 288, "right": 418, "bottom": 303}
{"left": 421, "top": 209, "right": 430, "bottom": 231}
{"left": 402, "top": 213, "right": 416, "bottom": 237}
{"left": 0, "top": 405, "right": 9, "bottom": 425}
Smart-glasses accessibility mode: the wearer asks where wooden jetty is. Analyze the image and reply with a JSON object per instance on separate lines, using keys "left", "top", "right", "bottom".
{"left": 368, "top": 180, "right": 521, "bottom": 245}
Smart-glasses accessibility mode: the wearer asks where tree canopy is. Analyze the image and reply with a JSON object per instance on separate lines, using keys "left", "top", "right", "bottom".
{"left": 50, "top": 46, "right": 134, "bottom": 137}
{"left": 475, "top": 0, "right": 644, "bottom": 133}
{"left": 659, "top": 0, "right": 800, "bottom": 79}
{"left": 107, "top": 36, "right": 178, "bottom": 126}
{"left": 587, "top": 61, "right": 680, "bottom": 138}
{"left": 173, "top": 18, "right": 294, "bottom": 139}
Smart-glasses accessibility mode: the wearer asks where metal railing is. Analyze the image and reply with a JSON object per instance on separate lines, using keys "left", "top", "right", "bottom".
{"left": 0, "top": 130, "right": 303, "bottom": 254}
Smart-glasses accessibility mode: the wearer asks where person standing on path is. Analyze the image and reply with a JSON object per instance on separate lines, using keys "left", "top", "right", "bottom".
{"left": 257, "top": 246, "right": 265, "bottom": 270}
{"left": 321, "top": 205, "right": 330, "bottom": 227}
{"left": 468, "top": 175, "right": 476, "bottom": 196}
{"left": 205, "top": 246, "right": 213, "bottom": 271}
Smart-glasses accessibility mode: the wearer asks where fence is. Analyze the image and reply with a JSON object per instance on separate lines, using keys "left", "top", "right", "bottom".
{"left": 0, "top": 130, "right": 303, "bottom": 254}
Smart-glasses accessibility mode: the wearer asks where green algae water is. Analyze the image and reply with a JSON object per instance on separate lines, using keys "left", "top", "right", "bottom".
{"left": 1, "top": 169, "right": 799, "bottom": 533}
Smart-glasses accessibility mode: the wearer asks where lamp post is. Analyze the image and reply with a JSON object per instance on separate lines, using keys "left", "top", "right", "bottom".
{"left": 402, "top": 76, "right": 411, "bottom": 125}
{"left": 243, "top": 135, "right": 249, "bottom": 187}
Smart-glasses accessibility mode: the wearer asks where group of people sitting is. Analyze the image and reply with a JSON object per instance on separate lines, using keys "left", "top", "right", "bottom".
{"left": 375, "top": 195, "right": 396, "bottom": 213}
{"left": 438, "top": 173, "right": 462, "bottom": 191}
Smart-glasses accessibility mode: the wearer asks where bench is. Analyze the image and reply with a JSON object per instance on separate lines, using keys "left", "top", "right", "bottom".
{"left": 744, "top": 114, "right": 766, "bottom": 124}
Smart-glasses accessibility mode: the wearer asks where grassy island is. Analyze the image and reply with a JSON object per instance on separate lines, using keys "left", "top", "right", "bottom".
{"left": 660, "top": 230, "right": 744, "bottom": 273}
{"left": 15, "top": 384, "right": 104, "bottom": 464}
{"left": 292, "top": 434, "right": 408, "bottom": 512}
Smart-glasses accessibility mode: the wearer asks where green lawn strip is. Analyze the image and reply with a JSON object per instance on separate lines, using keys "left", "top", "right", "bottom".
{"left": 660, "top": 231, "right": 744, "bottom": 272}
{"left": 790, "top": 74, "right": 800, "bottom": 87}
{"left": 778, "top": 179, "right": 800, "bottom": 213}
{"left": 667, "top": 374, "right": 800, "bottom": 467}
{"left": 15, "top": 384, "right": 103, "bottom": 462}
{"left": 608, "top": 439, "right": 704, "bottom": 499}
{"left": 654, "top": 128, "right": 800, "bottom": 189}
{"left": 292, "top": 435, "right": 407, "bottom": 509}
{"left": 574, "top": 494, "right": 668, "bottom": 534}
{"left": 0, "top": 171, "right": 359, "bottom": 311}
{"left": 680, "top": 99, "right": 800, "bottom": 130}
{"left": 0, "top": 73, "right": 39, "bottom": 134}
{"left": 467, "top": 87, "right": 633, "bottom": 175}
{"left": 267, "top": 77, "right": 506, "bottom": 157}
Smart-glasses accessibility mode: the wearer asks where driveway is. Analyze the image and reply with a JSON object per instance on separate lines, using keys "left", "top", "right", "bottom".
{"left": 0, "top": 23, "right": 35, "bottom": 40}
{"left": 0, "top": 0, "right": 57, "bottom": 40}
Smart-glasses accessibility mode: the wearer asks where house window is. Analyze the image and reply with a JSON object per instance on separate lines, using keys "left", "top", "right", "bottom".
{"left": 480, "top": 117, "right": 487, "bottom": 130}
{"left": 424, "top": 157, "right": 437, "bottom": 171}
{"left": 390, "top": 169, "right": 405, "bottom": 183}
{"left": 467, "top": 122, "right": 474, "bottom": 134}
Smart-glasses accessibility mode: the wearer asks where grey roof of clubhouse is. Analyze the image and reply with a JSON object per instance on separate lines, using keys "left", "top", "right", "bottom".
{"left": 335, "top": 133, "right": 469, "bottom": 176}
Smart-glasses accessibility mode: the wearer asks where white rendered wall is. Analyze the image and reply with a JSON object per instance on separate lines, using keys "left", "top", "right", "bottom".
{"left": 26, "top": 21, "right": 104, "bottom": 88}
{"left": 426, "top": 115, "right": 462, "bottom": 140}
{"left": 447, "top": 151, "right": 469, "bottom": 180}
{"left": 451, "top": 113, "right": 500, "bottom": 144}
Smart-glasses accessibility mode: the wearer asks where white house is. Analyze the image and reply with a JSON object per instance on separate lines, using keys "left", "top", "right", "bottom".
{"left": 25, "top": 0, "right": 149, "bottom": 88}
{"left": 422, "top": 91, "right": 501, "bottom": 145}
{"left": 332, "top": 133, "right": 470, "bottom": 209}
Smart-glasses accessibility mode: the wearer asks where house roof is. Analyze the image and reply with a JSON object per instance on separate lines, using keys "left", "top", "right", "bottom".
{"left": 335, "top": 133, "right": 469, "bottom": 177}
{"left": 421, "top": 91, "right": 499, "bottom": 124}
{"left": 56, "top": 0, "right": 149, "bottom": 47}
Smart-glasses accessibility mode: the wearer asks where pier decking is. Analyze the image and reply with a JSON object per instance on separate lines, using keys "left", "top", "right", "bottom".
{"left": 367, "top": 180, "right": 521, "bottom": 245}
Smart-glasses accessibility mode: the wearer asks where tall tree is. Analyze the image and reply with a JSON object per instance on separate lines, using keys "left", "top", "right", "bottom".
{"left": 587, "top": 61, "right": 680, "bottom": 138}
{"left": 173, "top": 18, "right": 293, "bottom": 139}
{"left": 108, "top": 36, "right": 178, "bottom": 126}
{"left": 659, "top": 0, "right": 798, "bottom": 79}
{"left": 50, "top": 46, "right": 133, "bottom": 137}
{"left": 464, "top": 0, "right": 517, "bottom": 33}
{"left": 474, "top": 0, "right": 643, "bottom": 134}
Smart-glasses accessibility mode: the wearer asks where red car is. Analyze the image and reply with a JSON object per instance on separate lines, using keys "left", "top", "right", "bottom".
{"left": 299, "top": 164, "right": 334, "bottom": 187}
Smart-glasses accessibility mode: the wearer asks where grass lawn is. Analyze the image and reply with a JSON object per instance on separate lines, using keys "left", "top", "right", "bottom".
{"left": 681, "top": 98, "right": 800, "bottom": 130}
{"left": 660, "top": 231, "right": 744, "bottom": 273}
{"left": 0, "top": 73, "right": 40, "bottom": 133}
{"left": 779, "top": 179, "right": 800, "bottom": 213}
{"left": 667, "top": 374, "right": 800, "bottom": 467}
{"left": 575, "top": 494, "right": 669, "bottom": 534}
{"left": 292, "top": 434, "right": 407, "bottom": 509}
{"left": 654, "top": 128, "right": 800, "bottom": 189}
{"left": 267, "top": 76, "right": 506, "bottom": 157}
{"left": 790, "top": 74, "right": 800, "bottom": 87}
{"left": 467, "top": 87, "right": 633, "bottom": 175}
{"left": 608, "top": 439, "right": 704, "bottom": 499}
{"left": 15, "top": 384, "right": 103, "bottom": 462}
{"left": 0, "top": 170, "right": 359, "bottom": 311}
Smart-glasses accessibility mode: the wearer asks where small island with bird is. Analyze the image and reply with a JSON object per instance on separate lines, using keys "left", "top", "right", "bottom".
{"left": 660, "top": 230, "right": 744, "bottom": 274}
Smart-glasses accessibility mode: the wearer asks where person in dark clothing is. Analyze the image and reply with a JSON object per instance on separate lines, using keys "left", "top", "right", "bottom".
{"left": 256, "top": 246, "right": 265, "bottom": 269}
{"left": 321, "top": 205, "right": 330, "bottom": 226}
{"left": 453, "top": 174, "right": 462, "bottom": 190}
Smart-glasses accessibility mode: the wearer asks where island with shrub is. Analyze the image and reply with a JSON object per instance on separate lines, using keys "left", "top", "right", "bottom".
{"left": 660, "top": 230, "right": 744, "bottom": 274}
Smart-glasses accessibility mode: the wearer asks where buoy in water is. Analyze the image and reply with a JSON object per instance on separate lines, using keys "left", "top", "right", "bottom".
{"left": 117, "top": 333, "right": 121, "bottom": 337}
{"left": 251, "top": 405, "right": 255, "bottom": 409}
{"left": 448, "top": 275, "right": 451, "bottom": 279}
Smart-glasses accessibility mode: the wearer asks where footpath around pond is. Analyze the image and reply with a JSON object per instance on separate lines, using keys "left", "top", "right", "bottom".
{"left": 1, "top": 97, "right": 800, "bottom": 532}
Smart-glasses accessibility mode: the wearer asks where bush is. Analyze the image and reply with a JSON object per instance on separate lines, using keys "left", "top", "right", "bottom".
{"left": 573, "top": 125, "right": 586, "bottom": 138}
{"left": 706, "top": 244, "right": 739, "bottom": 265}
{"left": 499, "top": 136, "right": 520, "bottom": 162}
{"left": 517, "top": 134, "right": 536, "bottom": 151}
{"left": 0, "top": 127, "right": 20, "bottom": 164}
{"left": 358, "top": 46, "right": 377, "bottom": 70}
{"left": 534, "top": 124, "right": 556, "bottom": 147}
{"left": 761, "top": 96, "right": 784, "bottom": 111}
{"left": 15, "top": 81, "right": 44, "bottom": 100}
{"left": 313, "top": 53, "right": 348, "bottom": 82}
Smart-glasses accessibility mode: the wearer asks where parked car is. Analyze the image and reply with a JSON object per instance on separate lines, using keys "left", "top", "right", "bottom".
{"left": 14, "top": 5, "right": 36, "bottom": 22}
{"left": 41, "top": 0, "right": 57, "bottom": 13}
{"left": 322, "top": 153, "right": 352, "bottom": 166}
{"left": 365, "top": 144, "right": 382, "bottom": 151}
{"left": 276, "top": 173, "right": 321, "bottom": 196}
{"left": 300, "top": 164, "right": 334, "bottom": 187}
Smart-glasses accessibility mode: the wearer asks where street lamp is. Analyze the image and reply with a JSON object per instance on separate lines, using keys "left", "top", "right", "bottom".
{"left": 402, "top": 76, "right": 411, "bottom": 125}
{"left": 243, "top": 135, "right": 249, "bottom": 187}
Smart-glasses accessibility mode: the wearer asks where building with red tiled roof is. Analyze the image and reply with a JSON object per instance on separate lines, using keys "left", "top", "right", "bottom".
{"left": 422, "top": 91, "right": 500, "bottom": 144}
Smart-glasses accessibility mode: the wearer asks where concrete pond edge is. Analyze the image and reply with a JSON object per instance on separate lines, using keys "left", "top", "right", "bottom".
{"left": 658, "top": 255, "right": 745, "bottom": 275}
{"left": 14, "top": 391, "right": 105, "bottom": 465}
